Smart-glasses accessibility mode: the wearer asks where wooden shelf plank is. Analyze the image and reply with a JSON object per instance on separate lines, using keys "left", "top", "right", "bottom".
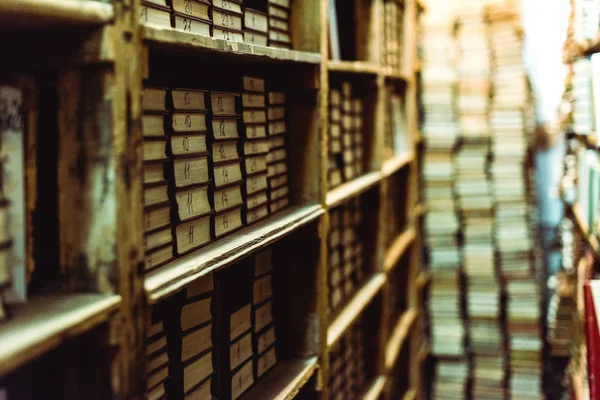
{"left": 382, "top": 153, "right": 414, "bottom": 177}
{"left": 0, "top": 0, "right": 114, "bottom": 26}
{"left": 145, "top": 204, "right": 324, "bottom": 303}
{"left": 327, "top": 273, "right": 386, "bottom": 347}
{"left": 240, "top": 357, "right": 318, "bottom": 400}
{"left": 361, "top": 375, "right": 387, "bottom": 400}
{"left": 383, "top": 228, "right": 416, "bottom": 272}
{"left": 403, "top": 389, "right": 417, "bottom": 400}
{"left": 383, "top": 67, "right": 411, "bottom": 82}
{"left": 327, "top": 60, "right": 380, "bottom": 75}
{"left": 142, "top": 26, "right": 321, "bottom": 64}
{"left": 0, "top": 294, "right": 121, "bottom": 376}
{"left": 385, "top": 309, "right": 417, "bottom": 370}
{"left": 326, "top": 172, "right": 382, "bottom": 208}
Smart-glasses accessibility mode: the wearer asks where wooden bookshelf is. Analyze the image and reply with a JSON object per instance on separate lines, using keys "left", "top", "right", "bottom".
{"left": 0, "top": 0, "right": 423, "bottom": 398}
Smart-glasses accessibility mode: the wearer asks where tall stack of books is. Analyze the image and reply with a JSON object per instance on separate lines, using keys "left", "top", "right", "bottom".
{"left": 432, "top": 359, "right": 469, "bottom": 400}
{"left": 383, "top": 0, "right": 403, "bottom": 72}
{"left": 267, "top": 0, "right": 292, "bottom": 49}
{"left": 328, "top": 89, "right": 343, "bottom": 189}
{"left": 421, "top": 9, "right": 466, "bottom": 397}
{"left": 142, "top": 86, "right": 175, "bottom": 272}
{"left": 506, "top": 280, "right": 543, "bottom": 400}
{"left": 180, "top": 275, "right": 214, "bottom": 398}
{"left": 212, "top": 0, "right": 244, "bottom": 42}
{"left": 171, "top": 89, "right": 213, "bottom": 256}
{"left": 572, "top": 59, "right": 594, "bottom": 136}
{"left": 327, "top": 198, "right": 365, "bottom": 315}
{"left": 253, "top": 249, "right": 277, "bottom": 379}
{"left": 146, "top": 305, "right": 170, "bottom": 400}
{"left": 210, "top": 91, "right": 245, "bottom": 238}
{"left": 351, "top": 99, "right": 365, "bottom": 177}
{"left": 328, "top": 321, "right": 367, "bottom": 399}
{"left": 242, "top": 77, "right": 270, "bottom": 225}
{"left": 266, "top": 90, "right": 290, "bottom": 214}
{"left": 341, "top": 82, "right": 358, "bottom": 182}
{"left": 243, "top": 3, "right": 268, "bottom": 45}
{"left": 173, "top": 0, "right": 212, "bottom": 36}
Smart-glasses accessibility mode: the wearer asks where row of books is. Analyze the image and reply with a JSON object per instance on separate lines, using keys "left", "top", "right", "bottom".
{"left": 0, "top": 83, "right": 29, "bottom": 322}
{"left": 384, "top": 85, "right": 412, "bottom": 162}
{"left": 141, "top": 0, "right": 292, "bottom": 48}
{"left": 382, "top": 0, "right": 404, "bottom": 72}
{"left": 328, "top": 321, "right": 367, "bottom": 400}
{"left": 145, "top": 247, "right": 277, "bottom": 400}
{"left": 328, "top": 82, "right": 365, "bottom": 189}
{"left": 142, "top": 77, "right": 290, "bottom": 273}
{"left": 327, "top": 198, "right": 366, "bottom": 315}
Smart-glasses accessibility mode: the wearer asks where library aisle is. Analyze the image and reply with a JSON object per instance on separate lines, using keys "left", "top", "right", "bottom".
{"left": 1, "top": 0, "right": 599, "bottom": 399}
{"left": 0, "top": 0, "right": 423, "bottom": 399}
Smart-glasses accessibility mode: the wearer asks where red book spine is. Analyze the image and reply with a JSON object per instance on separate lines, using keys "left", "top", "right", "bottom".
{"left": 585, "top": 282, "right": 600, "bottom": 399}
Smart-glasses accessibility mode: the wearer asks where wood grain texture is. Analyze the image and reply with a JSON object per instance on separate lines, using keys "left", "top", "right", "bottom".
{"left": 0, "top": 294, "right": 121, "bottom": 376}
{"left": 145, "top": 204, "right": 324, "bottom": 302}
{"left": 327, "top": 273, "right": 385, "bottom": 347}
{"left": 0, "top": 0, "right": 114, "bottom": 26}
{"left": 142, "top": 26, "right": 322, "bottom": 64}
{"left": 239, "top": 357, "right": 318, "bottom": 400}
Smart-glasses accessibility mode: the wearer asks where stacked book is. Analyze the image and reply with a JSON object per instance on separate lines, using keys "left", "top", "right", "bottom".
{"left": 140, "top": 0, "right": 295, "bottom": 49}
{"left": 170, "top": 89, "right": 212, "bottom": 257}
{"left": 142, "top": 86, "right": 176, "bottom": 272}
{"left": 253, "top": 248, "right": 277, "bottom": 379}
{"left": 180, "top": 275, "right": 214, "bottom": 398}
{"left": 429, "top": 271, "right": 465, "bottom": 358}
{"left": 0, "top": 83, "right": 27, "bottom": 317}
{"left": 328, "top": 82, "right": 366, "bottom": 189}
{"left": 386, "top": 87, "right": 410, "bottom": 160}
{"left": 242, "top": 77, "right": 270, "bottom": 225}
{"left": 243, "top": 5, "right": 268, "bottom": 45}
{"left": 432, "top": 359, "right": 468, "bottom": 400}
{"left": 506, "top": 280, "right": 543, "bottom": 400}
{"left": 328, "top": 88, "right": 343, "bottom": 189}
{"left": 266, "top": 90, "right": 290, "bottom": 213}
{"left": 327, "top": 198, "right": 365, "bottom": 315}
{"left": 210, "top": 91, "right": 245, "bottom": 239}
{"left": 383, "top": 0, "right": 403, "bottom": 72}
{"left": 146, "top": 305, "right": 170, "bottom": 400}
{"left": 267, "top": 0, "right": 292, "bottom": 49}
{"left": 571, "top": 59, "right": 594, "bottom": 136}
{"left": 328, "top": 321, "right": 366, "bottom": 399}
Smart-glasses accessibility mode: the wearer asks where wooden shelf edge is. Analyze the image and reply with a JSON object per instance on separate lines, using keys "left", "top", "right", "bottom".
{"left": 142, "top": 26, "right": 321, "bottom": 64}
{"left": 145, "top": 204, "right": 324, "bottom": 303}
{"left": 383, "top": 67, "right": 412, "bottom": 82}
{"left": 327, "top": 273, "right": 386, "bottom": 347}
{"left": 385, "top": 309, "right": 417, "bottom": 370}
{"left": 361, "top": 375, "right": 387, "bottom": 400}
{"left": 0, "top": 294, "right": 121, "bottom": 376}
{"left": 240, "top": 357, "right": 318, "bottom": 400}
{"left": 417, "top": 340, "right": 430, "bottom": 364}
{"left": 327, "top": 60, "right": 380, "bottom": 75}
{"left": 414, "top": 203, "right": 425, "bottom": 217}
{"left": 383, "top": 228, "right": 416, "bottom": 272}
{"left": 382, "top": 153, "right": 414, "bottom": 177}
{"left": 402, "top": 389, "right": 417, "bottom": 400}
{"left": 0, "top": 0, "right": 114, "bottom": 26}
{"left": 326, "top": 172, "right": 382, "bottom": 208}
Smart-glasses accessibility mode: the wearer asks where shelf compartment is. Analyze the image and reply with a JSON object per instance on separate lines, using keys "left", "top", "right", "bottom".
{"left": 327, "top": 60, "right": 380, "bottom": 75}
{"left": 326, "top": 172, "right": 382, "bottom": 208}
{"left": 327, "top": 273, "right": 386, "bottom": 347}
{"left": 361, "top": 375, "right": 387, "bottom": 400}
{"left": 0, "top": 294, "right": 121, "bottom": 376}
{"left": 142, "top": 26, "right": 321, "bottom": 64}
{"left": 145, "top": 204, "right": 324, "bottom": 303}
{"left": 381, "top": 153, "right": 414, "bottom": 178}
{"left": 383, "top": 228, "right": 416, "bottom": 272}
{"left": 0, "top": 0, "right": 114, "bottom": 27}
{"left": 239, "top": 357, "right": 318, "bottom": 400}
{"left": 385, "top": 309, "right": 417, "bottom": 370}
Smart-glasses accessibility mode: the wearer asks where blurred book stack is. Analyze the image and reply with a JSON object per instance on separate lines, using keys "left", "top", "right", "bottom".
{"left": 571, "top": 59, "right": 594, "bottom": 136}
{"left": 429, "top": 272, "right": 465, "bottom": 358}
{"left": 432, "top": 358, "right": 469, "bottom": 400}
{"left": 506, "top": 280, "right": 543, "bottom": 400}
